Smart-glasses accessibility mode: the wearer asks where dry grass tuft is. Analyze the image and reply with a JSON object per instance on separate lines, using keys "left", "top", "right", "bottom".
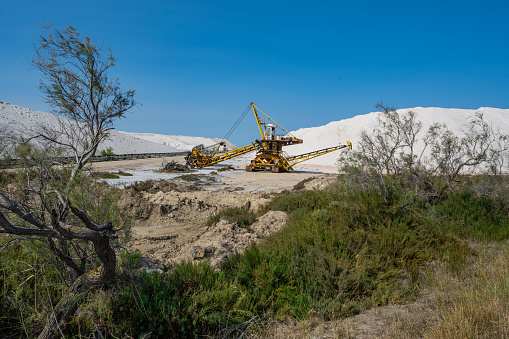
{"left": 382, "top": 241, "right": 509, "bottom": 339}
{"left": 424, "top": 242, "right": 509, "bottom": 339}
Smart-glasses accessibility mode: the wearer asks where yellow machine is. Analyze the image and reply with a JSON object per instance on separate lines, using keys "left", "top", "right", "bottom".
{"left": 185, "top": 141, "right": 260, "bottom": 168}
{"left": 185, "top": 103, "right": 352, "bottom": 172}
{"left": 247, "top": 103, "right": 351, "bottom": 172}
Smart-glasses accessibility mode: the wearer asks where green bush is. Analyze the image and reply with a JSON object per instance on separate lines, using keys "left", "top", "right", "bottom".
{"left": 0, "top": 239, "right": 68, "bottom": 338}
{"left": 117, "top": 171, "right": 133, "bottom": 176}
{"left": 100, "top": 172, "right": 120, "bottom": 179}
{"left": 206, "top": 206, "right": 258, "bottom": 230}
{"left": 107, "top": 262, "right": 250, "bottom": 338}
{"left": 100, "top": 147, "right": 115, "bottom": 157}
{"left": 433, "top": 190, "right": 509, "bottom": 241}
{"left": 125, "top": 180, "right": 155, "bottom": 192}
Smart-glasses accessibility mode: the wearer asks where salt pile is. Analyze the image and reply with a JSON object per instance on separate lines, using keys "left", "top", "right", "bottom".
{"left": 0, "top": 102, "right": 220, "bottom": 154}
{"left": 288, "top": 107, "right": 509, "bottom": 167}
{"left": 118, "top": 132, "right": 237, "bottom": 152}
{"left": 2, "top": 101, "right": 508, "bottom": 169}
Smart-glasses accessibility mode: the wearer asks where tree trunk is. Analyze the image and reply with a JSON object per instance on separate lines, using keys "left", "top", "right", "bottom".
{"left": 38, "top": 237, "right": 116, "bottom": 339}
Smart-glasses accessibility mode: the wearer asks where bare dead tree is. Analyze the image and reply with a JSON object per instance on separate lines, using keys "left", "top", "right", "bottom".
{"left": 0, "top": 25, "right": 135, "bottom": 338}
{"left": 338, "top": 104, "right": 424, "bottom": 204}
{"left": 0, "top": 123, "right": 18, "bottom": 158}
{"left": 427, "top": 113, "right": 509, "bottom": 198}
{"left": 339, "top": 104, "right": 509, "bottom": 206}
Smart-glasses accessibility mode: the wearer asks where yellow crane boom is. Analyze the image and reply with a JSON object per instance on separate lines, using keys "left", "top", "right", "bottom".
{"left": 186, "top": 142, "right": 260, "bottom": 168}
{"left": 285, "top": 142, "right": 352, "bottom": 169}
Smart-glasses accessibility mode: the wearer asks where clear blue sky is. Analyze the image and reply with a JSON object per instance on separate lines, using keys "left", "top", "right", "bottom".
{"left": 1, "top": 0, "right": 508, "bottom": 146}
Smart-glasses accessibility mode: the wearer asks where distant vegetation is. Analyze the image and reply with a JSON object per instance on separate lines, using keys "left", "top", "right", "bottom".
{"left": 206, "top": 203, "right": 257, "bottom": 230}
{"left": 95, "top": 170, "right": 134, "bottom": 179}
{"left": 100, "top": 146, "right": 116, "bottom": 160}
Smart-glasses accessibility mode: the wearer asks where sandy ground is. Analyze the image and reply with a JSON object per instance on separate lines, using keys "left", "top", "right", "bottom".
{"left": 91, "top": 156, "right": 338, "bottom": 191}
{"left": 93, "top": 156, "right": 337, "bottom": 268}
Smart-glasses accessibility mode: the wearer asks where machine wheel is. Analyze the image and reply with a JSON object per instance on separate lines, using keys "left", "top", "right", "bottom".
{"left": 246, "top": 165, "right": 253, "bottom": 172}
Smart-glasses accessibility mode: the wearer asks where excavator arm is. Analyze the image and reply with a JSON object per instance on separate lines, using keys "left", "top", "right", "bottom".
{"left": 186, "top": 142, "right": 261, "bottom": 168}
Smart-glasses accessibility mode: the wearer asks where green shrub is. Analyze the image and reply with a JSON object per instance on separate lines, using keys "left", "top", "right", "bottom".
{"left": 125, "top": 180, "right": 155, "bottom": 192}
{"left": 206, "top": 206, "right": 258, "bottom": 230}
{"left": 0, "top": 170, "right": 15, "bottom": 186}
{"left": 117, "top": 171, "right": 133, "bottom": 176}
{"left": 100, "top": 172, "right": 120, "bottom": 179}
{"left": 107, "top": 261, "right": 250, "bottom": 338}
{"left": 433, "top": 190, "right": 509, "bottom": 241}
{"left": 100, "top": 147, "right": 115, "bottom": 157}
{"left": 0, "top": 239, "right": 68, "bottom": 338}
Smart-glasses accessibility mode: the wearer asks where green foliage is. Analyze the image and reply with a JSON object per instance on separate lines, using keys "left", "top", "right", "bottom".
{"left": 0, "top": 167, "right": 132, "bottom": 338}
{"left": 100, "top": 147, "right": 116, "bottom": 157}
{"left": 118, "top": 171, "right": 133, "bottom": 176}
{"left": 125, "top": 180, "right": 155, "bottom": 192}
{"left": 206, "top": 205, "right": 257, "bottom": 230}
{"left": 33, "top": 24, "right": 136, "bottom": 130}
{"left": 433, "top": 190, "right": 509, "bottom": 241}
{"left": 95, "top": 171, "right": 132, "bottom": 179}
{"left": 338, "top": 104, "right": 509, "bottom": 206}
{"left": 0, "top": 170, "right": 15, "bottom": 186}
{"left": 0, "top": 238, "right": 68, "bottom": 337}
{"left": 107, "top": 262, "right": 248, "bottom": 338}
{"left": 99, "top": 172, "right": 120, "bottom": 179}
{"left": 118, "top": 250, "right": 143, "bottom": 271}
{"left": 0, "top": 24, "right": 138, "bottom": 338}
{"left": 69, "top": 173, "right": 132, "bottom": 246}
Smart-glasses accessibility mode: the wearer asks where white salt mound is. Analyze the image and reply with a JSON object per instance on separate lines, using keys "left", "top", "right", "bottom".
{"left": 2, "top": 101, "right": 508, "bottom": 168}
{"left": 0, "top": 102, "right": 219, "bottom": 154}
{"left": 288, "top": 107, "right": 509, "bottom": 167}
{"left": 118, "top": 132, "right": 237, "bottom": 152}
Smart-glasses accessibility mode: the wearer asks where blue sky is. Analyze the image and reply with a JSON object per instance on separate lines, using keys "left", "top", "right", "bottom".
{"left": 1, "top": 0, "right": 508, "bottom": 146}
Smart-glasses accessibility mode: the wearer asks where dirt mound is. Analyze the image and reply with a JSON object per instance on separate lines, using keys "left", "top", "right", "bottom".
{"left": 250, "top": 210, "right": 288, "bottom": 238}
{"left": 124, "top": 184, "right": 277, "bottom": 267}
{"left": 119, "top": 167, "right": 336, "bottom": 269}
{"left": 293, "top": 174, "right": 337, "bottom": 190}
{"left": 175, "top": 211, "right": 288, "bottom": 267}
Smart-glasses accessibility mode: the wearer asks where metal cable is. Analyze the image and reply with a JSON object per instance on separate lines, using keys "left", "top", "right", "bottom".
{"left": 220, "top": 104, "right": 252, "bottom": 145}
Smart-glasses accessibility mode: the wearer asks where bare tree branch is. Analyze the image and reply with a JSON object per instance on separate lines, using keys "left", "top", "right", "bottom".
{"left": 339, "top": 104, "right": 509, "bottom": 206}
